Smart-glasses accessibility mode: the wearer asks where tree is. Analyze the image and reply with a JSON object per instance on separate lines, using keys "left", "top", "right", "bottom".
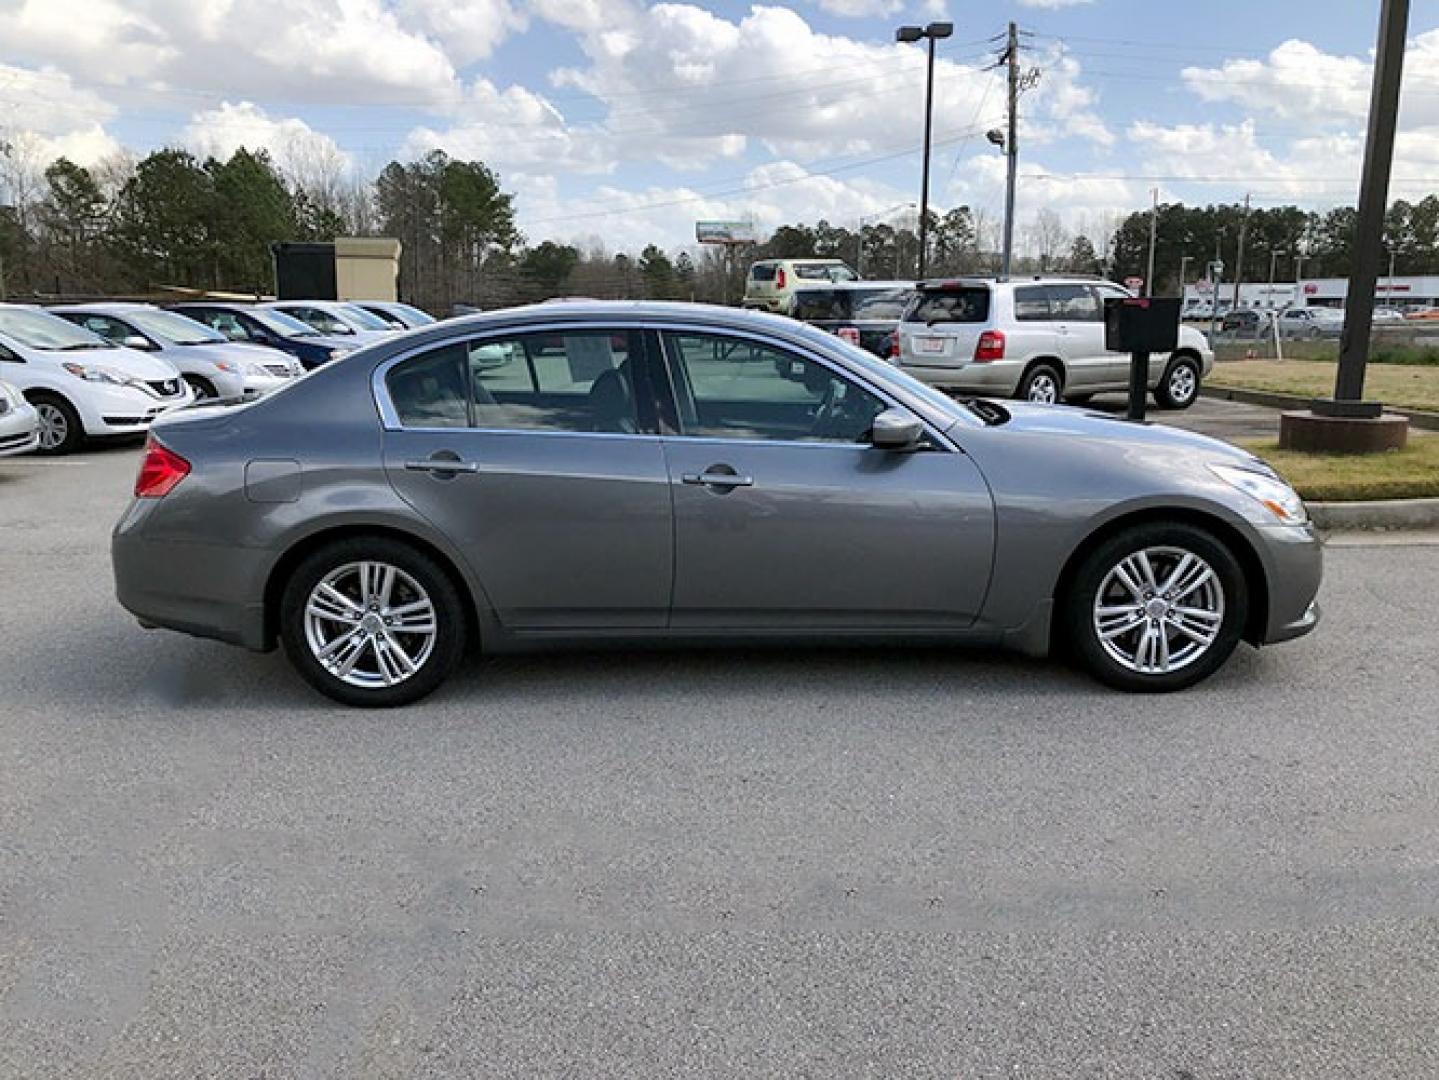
{"left": 111, "top": 149, "right": 220, "bottom": 288}
{"left": 675, "top": 251, "right": 696, "bottom": 298}
{"left": 638, "top": 244, "right": 679, "bottom": 299}
{"left": 520, "top": 240, "right": 579, "bottom": 297}
{"left": 1029, "top": 208, "right": 1069, "bottom": 272}
{"left": 1066, "top": 235, "right": 1102, "bottom": 276}
{"left": 208, "top": 149, "right": 298, "bottom": 291}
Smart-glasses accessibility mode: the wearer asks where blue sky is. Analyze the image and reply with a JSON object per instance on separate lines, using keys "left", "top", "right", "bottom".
{"left": 3, "top": 0, "right": 1438, "bottom": 251}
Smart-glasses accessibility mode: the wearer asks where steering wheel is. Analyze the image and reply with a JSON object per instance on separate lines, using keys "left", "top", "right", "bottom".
{"left": 807, "top": 380, "right": 842, "bottom": 439}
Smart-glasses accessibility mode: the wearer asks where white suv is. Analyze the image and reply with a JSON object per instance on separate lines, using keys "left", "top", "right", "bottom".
{"left": 895, "top": 278, "right": 1215, "bottom": 409}
{"left": 743, "top": 259, "right": 858, "bottom": 314}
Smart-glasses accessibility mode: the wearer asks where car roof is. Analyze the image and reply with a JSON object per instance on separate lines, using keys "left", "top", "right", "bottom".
{"left": 791, "top": 280, "right": 914, "bottom": 291}
{"left": 49, "top": 302, "right": 154, "bottom": 313}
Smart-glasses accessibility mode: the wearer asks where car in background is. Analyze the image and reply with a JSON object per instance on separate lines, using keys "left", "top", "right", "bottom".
{"left": 51, "top": 303, "right": 303, "bottom": 400}
{"left": 1373, "top": 306, "right": 1407, "bottom": 324}
{"left": 0, "top": 304, "right": 192, "bottom": 454}
{"left": 0, "top": 377, "right": 40, "bottom": 457}
{"left": 789, "top": 281, "right": 915, "bottom": 358}
{"left": 1220, "top": 309, "right": 1271, "bottom": 336}
{"left": 1277, "top": 306, "right": 1344, "bottom": 339}
{"left": 895, "top": 278, "right": 1214, "bottom": 409}
{"left": 168, "top": 302, "right": 355, "bottom": 370}
{"left": 111, "top": 300, "right": 1321, "bottom": 707}
{"left": 263, "top": 300, "right": 396, "bottom": 343}
{"left": 1404, "top": 306, "right": 1439, "bottom": 322}
{"left": 353, "top": 301, "right": 436, "bottom": 330}
{"left": 743, "top": 259, "right": 859, "bottom": 313}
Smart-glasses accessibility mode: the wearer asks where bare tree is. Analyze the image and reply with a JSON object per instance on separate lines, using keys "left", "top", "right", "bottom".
{"left": 1028, "top": 208, "right": 1070, "bottom": 272}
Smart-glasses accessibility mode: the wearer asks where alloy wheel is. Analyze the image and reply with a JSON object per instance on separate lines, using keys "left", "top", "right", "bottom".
{"left": 1167, "top": 364, "right": 1197, "bottom": 405}
{"left": 1027, "top": 373, "right": 1059, "bottom": 404}
{"left": 1092, "top": 546, "right": 1225, "bottom": 675}
{"left": 35, "top": 403, "right": 68, "bottom": 451}
{"left": 303, "top": 560, "right": 438, "bottom": 689}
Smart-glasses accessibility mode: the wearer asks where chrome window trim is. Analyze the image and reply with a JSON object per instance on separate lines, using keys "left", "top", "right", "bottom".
{"left": 371, "top": 318, "right": 959, "bottom": 452}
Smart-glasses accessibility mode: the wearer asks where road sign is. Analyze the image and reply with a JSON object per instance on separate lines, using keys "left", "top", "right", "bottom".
{"left": 1303, "top": 282, "right": 1319, "bottom": 295}
{"left": 1124, "top": 276, "right": 1144, "bottom": 292}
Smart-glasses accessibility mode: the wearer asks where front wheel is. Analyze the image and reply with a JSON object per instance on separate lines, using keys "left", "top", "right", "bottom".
{"left": 1155, "top": 355, "right": 1201, "bottom": 410}
{"left": 279, "top": 538, "right": 467, "bottom": 707}
{"left": 29, "top": 393, "right": 83, "bottom": 455}
{"left": 1016, "top": 363, "right": 1063, "bottom": 405}
{"left": 1063, "top": 523, "right": 1248, "bottom": 692}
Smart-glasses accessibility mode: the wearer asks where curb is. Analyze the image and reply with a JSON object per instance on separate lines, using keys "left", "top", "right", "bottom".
{"left": 1201, "top": 385, "right": 1439, "bottom": 431}
{"left": 1308, "top": 497, "right": 1439, "bottom": 531}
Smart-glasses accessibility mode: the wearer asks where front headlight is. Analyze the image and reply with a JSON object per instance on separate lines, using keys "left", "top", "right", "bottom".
{"left": 1210, "top": 463, "right": 1308, "bottom": 524}
{"left": 212, "top": 359, "right": 241, "bottom": 374}
{"left": 62, "top": 362, "right": 131, "bottom": 387}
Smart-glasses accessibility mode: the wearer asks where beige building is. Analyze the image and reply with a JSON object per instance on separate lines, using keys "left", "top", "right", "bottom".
{"left": 334, "top": 237, "right": 401, "bottom": 302}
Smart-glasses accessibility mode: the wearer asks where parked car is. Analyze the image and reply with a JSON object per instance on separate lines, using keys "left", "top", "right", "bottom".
{"left": 263, "top": 300, "right": 396, "bottom": 343}
{"left": 353, "top": 301, "right": 436, "bottom": 330}
{"left": 1404, "top": 306, "right": 1439, "bottom": 322}
{"left": 1373, "top": 306, "right": 1407, "bottom": 324}
{"left": 743, "top": 259, "right": 859, "bottom": 313}
{"left": 789, "top": 281, "right": 915, "bottom": 358}
{"left": 1221, "top": 309, "right": 1271, "bottom": 336}
{"left": 168, "top": 303, "right": 355, "bottom": 370}
{"left": 0, "top": 377, "right": 40, "bottom": 457}
{"left": 113, "top": 301, "right": 1320, "bottom": 707}
{"left": 51, "top": 303, "right": 303, "bottom": 400}
{"left": 0, "top": 304, "right": 192, "bottom": 454}
{"left": 1277, "top": 306, "right": 1344, "bottom": 339}
{"left": 895, "top": 278, "right": 1215, "bottom": 409}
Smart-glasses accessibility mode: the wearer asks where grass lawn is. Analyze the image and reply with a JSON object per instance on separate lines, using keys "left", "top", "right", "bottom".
{"left": 1241, "top": 436, "right": 1439, "bottom": 501}
{"left": 1210, "top": 359, "right": 1439, "bottom": 413}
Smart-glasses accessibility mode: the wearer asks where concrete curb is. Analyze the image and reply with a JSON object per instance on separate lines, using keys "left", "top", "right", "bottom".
{"left": 1308, "top": 497, "right": 1439, "bottom": 531}
{"left": 1202, "top": 385, "right": 1439, "bottom": 431}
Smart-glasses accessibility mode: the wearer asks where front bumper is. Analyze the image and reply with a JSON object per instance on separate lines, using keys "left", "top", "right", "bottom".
{"left": 76, "top": 381, "right": 194, "bottom": 436}
{"left": 1255, "top": 522, "right": 1324, "bottom": 645}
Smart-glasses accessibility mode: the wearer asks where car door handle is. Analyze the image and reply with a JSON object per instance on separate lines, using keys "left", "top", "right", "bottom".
{"left": 682, "top": 470, "right": 754, "bottom": 488}
{"left": 404, "top": 458, "right": 479, "bottom": 475}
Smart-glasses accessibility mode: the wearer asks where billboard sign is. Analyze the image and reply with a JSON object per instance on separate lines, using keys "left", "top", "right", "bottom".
{"left": 695, "top": 220, "right": 756, "bottom": 245}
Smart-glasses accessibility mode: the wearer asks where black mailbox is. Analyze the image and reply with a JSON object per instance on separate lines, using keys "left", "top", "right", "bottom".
{"left": 1103, "top": 296, "right": 1181, "bottom": 354}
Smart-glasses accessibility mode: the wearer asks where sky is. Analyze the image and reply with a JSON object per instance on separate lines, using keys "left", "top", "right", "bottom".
{"left": 3, "top": 0, "right": 1439, "bottom": 253}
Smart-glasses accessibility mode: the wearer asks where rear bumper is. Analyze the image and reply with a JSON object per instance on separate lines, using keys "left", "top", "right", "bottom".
{"left": 898, "top": 359, "right": 1023, "bottom": 394}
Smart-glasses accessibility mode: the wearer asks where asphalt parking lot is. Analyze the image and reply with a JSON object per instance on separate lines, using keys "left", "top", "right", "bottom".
{"left": 4, "top": 440, "right": 1439, "bottom": 1077}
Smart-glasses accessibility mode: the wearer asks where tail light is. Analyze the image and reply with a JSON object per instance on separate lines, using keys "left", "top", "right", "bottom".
{"left": 888, "top": 329, "right": 900, "bottom": 360}
{"left": 775, "top": 267, "right": 786, "bottom": 289}
{"left": 974, "top": 330, "right": 1006, "bottom": 362}
{"left": 837, "top": 326, "right": 860, "bottom": 345}
{"left": 134, "top": 436, "right": 190, "bottom": 498}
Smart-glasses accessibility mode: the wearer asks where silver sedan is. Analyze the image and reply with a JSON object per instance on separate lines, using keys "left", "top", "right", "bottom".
{"left": 112, "top": 302, "right": 1321, "bottom": 706}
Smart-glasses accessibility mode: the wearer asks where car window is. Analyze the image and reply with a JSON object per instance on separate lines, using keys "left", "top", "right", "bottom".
{"left": 903, "top": 287, "right": 989, "bottom": 324}
{"left": 388, "top": 330, "right": 643, "bottom": 434}
{"left": 1048, "top": 284, "right": 1101, "bottom": 322}
{"left": 188, "top": 310, "right": 249, "bottom": 341}
{"left": 283, "top": 306, "right": 352, "bottom": 335}
{"left": 663, "top": 331, "right": 886, "bottom": 444}
{"left": 70, "top": 314, "right": 130, "bottom": 343}
{"left": 750, "top": 263, "right": 776, "bottom": 282}
{"left": 1013, "top": 286, "right": 1052, "bottom": 322}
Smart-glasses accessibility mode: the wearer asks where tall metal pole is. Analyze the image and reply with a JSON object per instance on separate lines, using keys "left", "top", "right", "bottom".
{"left": 1231, "top": 192, "right": 1251, "bottom": 312}
{"left": 918, "top": 35, "right": 936, "bottom": 280}
{"left": 1144, "top": 187, "right": 1158, "bottom": 297}
{"left": 1330, "top": 0, "right": 1410, "bottom": 408}
{"left": 1179, "top": 255, "right": 1193, "bottom": 298}
{"left": 1209, "top": 231, "right": 1222, "bottom": 343}
{"left": 1001, "top": 21, "right": 1019, "bottom": 281}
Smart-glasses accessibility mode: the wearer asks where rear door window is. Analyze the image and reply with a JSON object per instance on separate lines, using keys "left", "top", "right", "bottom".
{"left": 903, "top": 287, "right": 990, "bottom": 325}
{"left": 1013, "top": 286, "right": 1052, "bottom": 322}
{"left": 1048, "top": 284, "right": 1101, "bottom": 322}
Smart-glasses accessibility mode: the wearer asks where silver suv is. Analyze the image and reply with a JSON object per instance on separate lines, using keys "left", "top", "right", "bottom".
{"left": 895, "top": 278, "right": 1214, "bottom": 409}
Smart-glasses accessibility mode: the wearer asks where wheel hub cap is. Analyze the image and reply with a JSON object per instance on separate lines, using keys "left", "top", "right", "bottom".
{"left": 1092, "top": 546, "right": 1225, "bottom": 675}
{"left": 303, "top": 560, "right": 438, "bottom": 690}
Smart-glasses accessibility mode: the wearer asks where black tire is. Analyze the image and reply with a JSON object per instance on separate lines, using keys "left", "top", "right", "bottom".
{"left": 279, "top": 537, "right": 467, "bottom": 707}
{"left": 1062, "top": 522, "right": 1248, "bottom": 693}
{"left": 27, "top": 392, "right": 84, "bottom": 455}
{"left": 1154, "top": 355, "right": 1201, "bottom": 410}
{"left": 184, "top": 374, "right": 217, "bottom": 400}
{"left": 1016, "top": 362, "right": 1063, "bottom": 405}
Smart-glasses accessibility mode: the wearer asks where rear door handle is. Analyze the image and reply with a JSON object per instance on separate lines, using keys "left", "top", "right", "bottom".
{"left": 405, "top": 459, "right": 479, "bottom": 474}
{"left": 682, "top": 470, "right": 754, "bottom": 488}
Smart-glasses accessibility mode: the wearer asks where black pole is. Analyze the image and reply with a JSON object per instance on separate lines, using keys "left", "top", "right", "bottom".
{"left": 918, "top": 35, "right": 936, "bottom": 280}
{"left": 1127, "top": 351, "right": 1149, "bottom": 422}
{"left": 1323, "top": 0, "right": 1409, "bottom": 415}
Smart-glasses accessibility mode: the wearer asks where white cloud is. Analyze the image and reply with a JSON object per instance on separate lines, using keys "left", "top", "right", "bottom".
{"left": 1016, "top": 0, "right": 1094, "bottom": 8}
{"left": 800, "top": 0, "right": 903, "bottom": 17}
{"left": 182, "top": 102, "right": 353, "bottom": 177}
{"left": 0, "top": 63, "right": 121, "bottom": 168}
{"left": 397, "top": 0, "right": 528, "bottom": 65}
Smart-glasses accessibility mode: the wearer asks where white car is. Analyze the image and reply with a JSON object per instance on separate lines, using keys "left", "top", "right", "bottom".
{"left": 262, "top": 300, "right": 396, "bottom": 344}
{"left": 1277, "top": 306, "right": 1344, "bottom": 339}
{"left": 352, "top": 300, "right": 436, "bottom": 330}
{"left": 743, "top": 259, "right": 859, "bottom": 314}
{"left": 896, "top": 278, "right": 1215, "bottom": 409}
{"left": 51, "top": 303, "right": 303, "bottom": 400}
{"left": 0, "top": 304, "right": 193, "bottom": 454}
{"left": 0, "top": 378, "right": 40, "bottom": 457}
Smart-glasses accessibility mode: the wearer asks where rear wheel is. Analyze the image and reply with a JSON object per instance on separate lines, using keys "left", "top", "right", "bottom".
{"left": 1017, "top": 363, "right": 1063, "bottom": 405}
{"left": 280, "top": 537, "right": 467, "bottom": 707}
{"left": 1063, "top": 522, "right": 1248, "bottom": 692}
{"left": 29, "top": 393, "right": 83, "bottom": 455}
{"left": 1154, "top": 355, "right": 1201, "bottom": 410}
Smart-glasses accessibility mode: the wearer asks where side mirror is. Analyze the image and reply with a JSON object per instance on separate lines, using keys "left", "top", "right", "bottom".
{"left": 122, "top": 335, "right": 155, "bottom": 351}
{"left": 870, "top": 407, "right": 924, "bottom": 450}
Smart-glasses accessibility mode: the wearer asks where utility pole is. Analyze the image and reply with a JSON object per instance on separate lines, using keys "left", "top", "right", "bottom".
{"left": 896, "top": 22, "right": 952, "bottom": 281}
{"left": 1144, "top": 187, "right": 1159, "bottom": 297}
{"left": 1179, "top": 255, "right": 1193, "bottom": 298}
{"left": 1001, "top": 21, "right": 1019, "bottom": 281}
{"left": 1231, "top": 192, "right": 1251, "bottom": 312}
{"left": 1209, "top": 230, "right": 1223, "bottom": 343}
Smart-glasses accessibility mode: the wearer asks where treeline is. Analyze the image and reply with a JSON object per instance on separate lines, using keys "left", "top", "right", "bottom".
{"left": 4, "top": 136, "right": 1437, "bottom": 312}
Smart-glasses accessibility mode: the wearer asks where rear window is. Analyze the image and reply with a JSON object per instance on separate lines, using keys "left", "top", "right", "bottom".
{"left": 792, "top": 287, "right": 913, "bottom": 321}
{"left": 903, "top": 287, "right": 990, "bottom": 324}
{"left": 751, "top": 263, "right": 776, "bottom": 281}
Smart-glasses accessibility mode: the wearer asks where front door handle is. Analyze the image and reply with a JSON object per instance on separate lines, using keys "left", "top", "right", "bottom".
{"left": 682, "top": 469, "right": 754, "bottom": 488}
{"left": 404, "top": 458, "right": 479, "bottom": 475}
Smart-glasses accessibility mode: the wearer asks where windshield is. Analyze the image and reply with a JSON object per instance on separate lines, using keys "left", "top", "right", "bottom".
{"left": 0, "top": 307, "right": 110, "bottom": 351}
{"left": 280, "top": 307, "right": 354, "bottom": 335}
{"left": 390, "top": 302, "right": 435, "bottom": 325}
{"left": 903, "top": 287, "right": 990, "bottom": 324}
{"left": 251, "top": 308, "right": 321, "bottom": 337}
{"left": 127, "top": 309, "right": 226, "bottom": 345}
{"left": 791, "top": 287, "right": 913, "bottom": 321}
{"left": 338, "top": 303, "right": 393, "bottom": 331}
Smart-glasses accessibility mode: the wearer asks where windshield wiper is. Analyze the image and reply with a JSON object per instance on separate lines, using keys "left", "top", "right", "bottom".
{"left": 958, "top": 397, "right": 1009, "bottom": 425}
{"left": 59, "top": 342, "right": 107, "bottom": 351}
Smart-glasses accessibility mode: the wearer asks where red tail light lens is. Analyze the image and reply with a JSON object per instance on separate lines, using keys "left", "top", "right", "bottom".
{"left": 134, "top": 437, "right": 190, "bottom": 498}
{"left": 888, "top": 329, "right": 900, "bottom": 359}
{"left": 775, "top": 267, "right": 786, "bottom": 289}
{"left": 837, "top": 326, "right": 860, "bottom": 345}
{"left": 974, "top": 330, "right": 1006, "bottom": 362}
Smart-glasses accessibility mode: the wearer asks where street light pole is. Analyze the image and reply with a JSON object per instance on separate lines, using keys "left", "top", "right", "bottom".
{"left": 1002, "top": 21, "right": 1019, "bottom": 281}
{"left": 1179, "top": 255, "right": 1193, "bottom": 298}
{"left": 1144, "top": 187, "right": 1158, "bottom": 297}
{"left": 896, "top": 21, "right": 953, "bottom": 281}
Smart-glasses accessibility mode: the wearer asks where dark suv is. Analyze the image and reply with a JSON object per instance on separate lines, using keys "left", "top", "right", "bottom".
{"left": 789, "top": 282, "right": 915, "bottom": 358}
